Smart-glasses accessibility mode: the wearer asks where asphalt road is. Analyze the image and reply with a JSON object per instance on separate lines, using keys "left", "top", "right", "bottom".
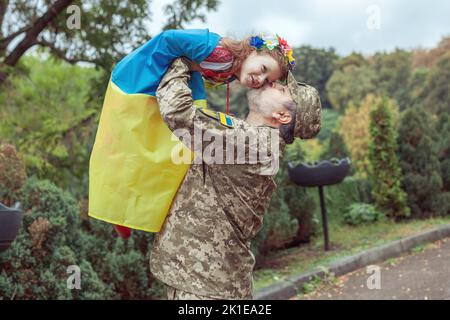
{"left": 299, "top": 238, "right": 450, "bottom": 300}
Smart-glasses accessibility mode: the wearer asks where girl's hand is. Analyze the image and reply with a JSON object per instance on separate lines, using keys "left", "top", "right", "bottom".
{"left": 183, "top": 59, "right": 203, "bottom": 72}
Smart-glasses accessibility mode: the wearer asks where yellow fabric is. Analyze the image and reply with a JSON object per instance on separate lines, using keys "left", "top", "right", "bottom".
{"left": 88, "top": 80, "right": 196, "bottom": 232}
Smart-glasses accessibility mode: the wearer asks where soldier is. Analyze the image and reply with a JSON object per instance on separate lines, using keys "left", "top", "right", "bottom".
{"left": 150, "top": 58, "right": 321, "bottom": 300}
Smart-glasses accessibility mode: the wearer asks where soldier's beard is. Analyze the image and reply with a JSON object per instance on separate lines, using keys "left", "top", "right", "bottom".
{"left": 247, "top": 89, "right": 274, "bottom": 118}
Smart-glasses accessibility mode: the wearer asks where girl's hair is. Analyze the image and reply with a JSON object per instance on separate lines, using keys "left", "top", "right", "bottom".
{"left": 220, "top": 36, "right": 289, "bottom": 80}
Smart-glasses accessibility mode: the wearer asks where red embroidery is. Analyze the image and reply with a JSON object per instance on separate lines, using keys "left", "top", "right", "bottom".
{"left": 200, "top": 46, "right": 236, "bottom": 85}
{"left": 203, "top": 46, "right": 234, "bottom": 63}
{"left": 200, "top": 45, "right": 236, "bottom": 114}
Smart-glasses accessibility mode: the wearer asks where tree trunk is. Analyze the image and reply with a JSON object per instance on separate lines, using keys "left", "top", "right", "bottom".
{"left": 0, "top": 0, "right": 73, "bottom": 86}
{"left": 0, "top": 0, "right": 9, "bottom": 58}
{"left": 0, "top": 0, "right": 8, "bottom": 38}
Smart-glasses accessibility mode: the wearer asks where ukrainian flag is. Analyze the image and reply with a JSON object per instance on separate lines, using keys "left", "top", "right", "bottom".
{"left": 88, "top": 29, "right": 221, "bottom": 232}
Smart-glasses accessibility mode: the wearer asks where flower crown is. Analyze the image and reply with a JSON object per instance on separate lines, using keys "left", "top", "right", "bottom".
{"left": 249, "top": 34, "right": 296, "bottom": 71}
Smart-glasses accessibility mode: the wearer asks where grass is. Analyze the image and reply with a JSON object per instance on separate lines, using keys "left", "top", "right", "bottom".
{"left": 253, "top": 216, "right": 450, "bottom": 290}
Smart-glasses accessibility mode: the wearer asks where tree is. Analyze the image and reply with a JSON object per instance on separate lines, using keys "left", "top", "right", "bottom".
{"left": 436, "top": 112, "right": 450, "bottom": 192}
{"left": 406, "top": 67, "right": 430, "bottom": 109}
{"left": 397, "top": 106, "right": 446, "bottom": 217}
{"left": 368, "top": 97, "right": 410, "bottom": 219}
{"left": 338, "top": 95, "right": 372, "bottom": 178}
{"left": 291, "top": 45, "right": 338, "bottom": 109}
{"left": 371, "top": 49, "right": 412, "bottom": 111}
{"left": 320, "top": 130, "right": 349, "bottom": 161}
{"left": 0, "top": 0, "right": 74, "bottom": 84}
{"left": 412, "top": 36, "right": 450, "bottom": 68}
{"left": 335, "top": 52, "right": 368, "bottom": 70}
{"left": 0, "top": 0, "right": 219, "bottom": 85}
{"left": 315, "top": 108, "right": 341, "bottom": 142}
{"left": 339, "top": 94, "right": 399, "bottom": 178}
{"left": 326, "top": 64, "right": 377, "bottom": 112}
{"left": 434, "top": 112, "right": 450, "bottom": 214}
{"left": 421, "top": 52, "right": 450, "bottom": 115}
{"left": 0, "top": 57, "right": 98, "bottom": 197}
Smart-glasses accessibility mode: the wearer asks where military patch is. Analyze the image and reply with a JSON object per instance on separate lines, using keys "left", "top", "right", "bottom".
{"left": 197, "top": 108, "right": 235, "bottom": 128}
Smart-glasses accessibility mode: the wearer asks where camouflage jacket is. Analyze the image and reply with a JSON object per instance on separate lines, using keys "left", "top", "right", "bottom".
{"left": 149, "top": 58, "right": 285, "bottom": 299}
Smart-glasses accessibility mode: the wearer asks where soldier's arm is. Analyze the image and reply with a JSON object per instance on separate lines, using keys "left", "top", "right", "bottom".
{"left": 156, "top": 58, "right": 197, "bottom": 132}
{"left": 156, "top": 59, "right": 272, "bottom": 168}
{"left": 157, "top": 58, "right": 230, "bottom": 136}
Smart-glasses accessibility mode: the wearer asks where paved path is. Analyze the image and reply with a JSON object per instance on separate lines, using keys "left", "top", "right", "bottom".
{"left": 299, "top": 238, "right": 450, "bottom": 300}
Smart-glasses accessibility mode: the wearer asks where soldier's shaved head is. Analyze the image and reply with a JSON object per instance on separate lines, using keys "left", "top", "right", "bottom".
{"left": 246, "top": 82, "right": 295, "bottom": 132}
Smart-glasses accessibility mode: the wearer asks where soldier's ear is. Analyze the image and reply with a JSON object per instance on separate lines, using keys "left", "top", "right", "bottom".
{"left": 272, "top": 111, "right": 292, "bottom": 124}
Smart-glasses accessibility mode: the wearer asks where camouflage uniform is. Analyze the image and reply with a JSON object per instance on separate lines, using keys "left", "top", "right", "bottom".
{"left": 150, "top": 57, "right": 322, "bottom": 300}
{"left": 166, "top": 286, "right": 219, "bottom": 300}
{"left": 149, "top": 58, "right": 286, "bottom": 300}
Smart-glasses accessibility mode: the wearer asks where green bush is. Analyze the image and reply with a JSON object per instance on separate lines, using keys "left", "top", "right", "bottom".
{"left": 343, "top": 203, "right": 385, "bottom": 226}
{"left": 0, "top": 176, "right": 84, "bottom": 299}
{"left": 0, "top": 176, "right": 158, "bottom": 299}
{"left": 0, "top": 143, "right": 26, "bottom": 207}
{"left": 308, "top": 176, "right": 372, "bottom": 225}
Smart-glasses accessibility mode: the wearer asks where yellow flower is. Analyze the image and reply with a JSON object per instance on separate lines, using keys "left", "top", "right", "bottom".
{"left": 287, "top": 50, "right": 295, "bottom": 63}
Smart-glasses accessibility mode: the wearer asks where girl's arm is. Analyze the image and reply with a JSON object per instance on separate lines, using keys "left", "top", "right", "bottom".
{"left": 185, "top": 60, "right": 203, "bottom": 72}
{"left": 111, "top": 29, "right": 221, "bottom": 96}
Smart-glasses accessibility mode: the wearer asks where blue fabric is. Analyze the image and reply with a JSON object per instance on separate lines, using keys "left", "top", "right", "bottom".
{"left": 188, "top": 71, "right": 206, "bottom": 101}
{"left": 111, "top": 29, "right": 221, "bottom": 97}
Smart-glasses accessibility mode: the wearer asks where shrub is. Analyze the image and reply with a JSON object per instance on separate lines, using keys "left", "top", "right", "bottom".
{"left": 343, "top": 203, "right": 384, "bottom": 226}
{"left": 314, "top": 176, "right": 372, "bottom": 225}
{"left": 1, "top": 175, "right": 162, "bottom": 299}
{"left": 0, "top": 143, "right": 26, "bottom": 206}
{"left": 0, "top": 177, "right": 80, "bottom": 299}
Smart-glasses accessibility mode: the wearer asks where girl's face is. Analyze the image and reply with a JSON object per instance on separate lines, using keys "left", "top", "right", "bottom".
{"left": 237, "top": 51, "right": 282, "bottom": 89}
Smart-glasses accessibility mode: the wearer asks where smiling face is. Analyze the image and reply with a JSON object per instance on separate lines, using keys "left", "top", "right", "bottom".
{"left": 237, "top": 51, "right": 283, "bottom": 89}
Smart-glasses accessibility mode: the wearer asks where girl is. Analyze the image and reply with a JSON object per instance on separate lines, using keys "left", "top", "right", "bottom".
{"left": 88, "top": 29, "right": 296, "bottom": 239}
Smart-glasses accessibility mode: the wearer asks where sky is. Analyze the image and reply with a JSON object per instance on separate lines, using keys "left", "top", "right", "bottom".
{"left": 148, "top": 0, "right": 450, "bottom": 55}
